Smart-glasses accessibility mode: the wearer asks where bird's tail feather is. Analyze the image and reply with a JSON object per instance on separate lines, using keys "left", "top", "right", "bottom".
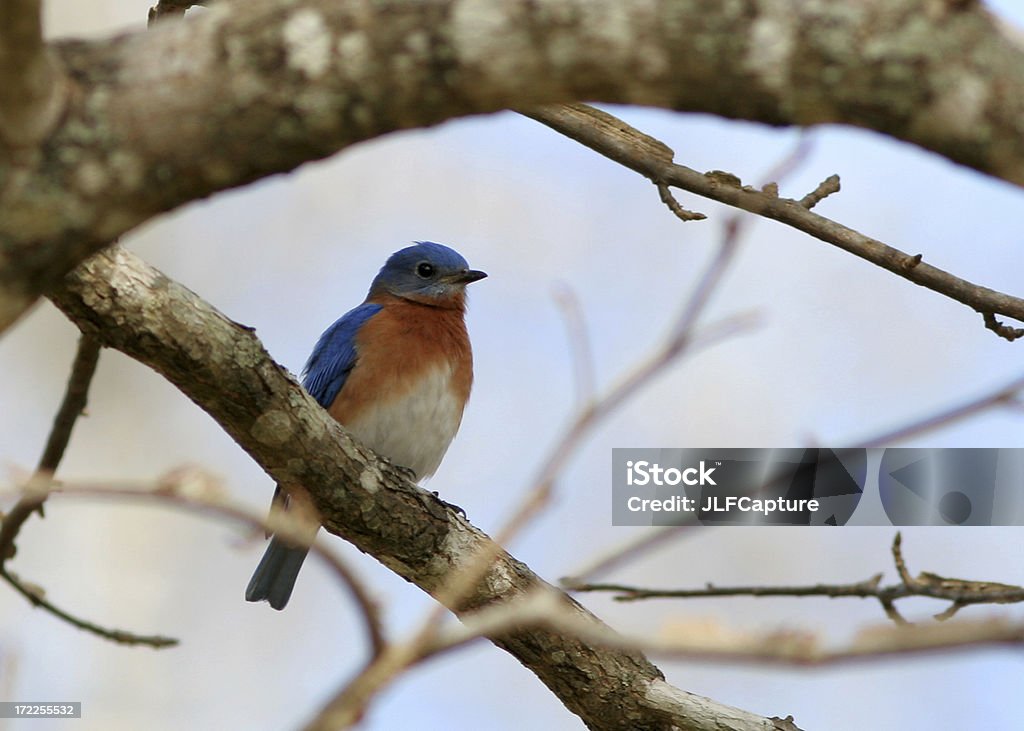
{"left": 245, "top": 536, "right": 310, "bottom": 610}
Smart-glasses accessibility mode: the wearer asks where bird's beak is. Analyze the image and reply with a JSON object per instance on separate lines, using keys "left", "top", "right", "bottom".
{"left": 449, "top": 269, "right": 488, "bottom": 284}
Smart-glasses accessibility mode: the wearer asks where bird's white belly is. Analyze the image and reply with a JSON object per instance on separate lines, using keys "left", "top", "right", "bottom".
{"left": 345, "top": 364, "right": 463, "bottom": 480}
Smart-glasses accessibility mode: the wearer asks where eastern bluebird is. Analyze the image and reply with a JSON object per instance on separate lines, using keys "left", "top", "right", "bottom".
{"left": 246, "top": 241, "right": 486, "bottom": 610}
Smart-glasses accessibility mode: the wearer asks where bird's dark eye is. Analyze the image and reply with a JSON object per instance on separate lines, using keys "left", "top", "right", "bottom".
{"left": 416, "top": 262, "right": 435, "bottom": 278}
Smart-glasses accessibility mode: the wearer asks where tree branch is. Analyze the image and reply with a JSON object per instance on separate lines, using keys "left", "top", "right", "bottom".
{"left": 0, "top": 0, "right": 65, "bottom": 150}
{"left": 5, "top": 469, "right": 388, "bottom": 657}
{"left": 47, "top": 245, "right": 788, "bottom": 731}
{"left": 567, "top": 533, "right": 1024, "bottom": 624}
{"left": 303, "top": 215, "right": 758, "bottom": 728}
{"left": 4, "top": 0, "right": 1024, "bottom": 332}
{"left": 0, "top": 333, "right": 175, "bottom": 648}
{"left": 523, "top": 103, "right": 1024, "bottom": 340}
{"left": 445, "top": 589, "right": 1024, "bottom": 667}
{"left": 0, "top": 332, "right": 100, "bottom": 562}
{"left": 0, "top": 565, "right": 177, "bottom": 648}
{"left": 856, "top": 371, "right": 1024, "bottom": 446}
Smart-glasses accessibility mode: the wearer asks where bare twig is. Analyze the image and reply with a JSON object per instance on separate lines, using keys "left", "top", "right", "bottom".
{"left": 856, "top": 371, "right": 1024, "bottom": 447}
{"left": 0, "top": 334, "right": 101, "bottom": 562}
{"left": 880, "top": 597, "right": 909, "bottom": 625}
{"left": 0, "top": 336, "right": 157, "bottom": 645}
{"left": 891, "top": 531, "right": 914, "bottom": 586}
{"left": 301, "top": 641, "right": 422, "bottom": 731}
{"left": 563, "top": 526, "right": 696, "bottom": 585}
{"left": 799, "top": 174, "right": 841, "bottom": 209}
{"left": 554, "top": 142, "right": 815, "bottom": 588}
{"left": 5, "top": 471, "right": 387, "bottom": 658}
{"left": 438, "top": 591, "right": 1024, "bottom": 667}
{"left": 435, "top": 222, "right": 745, "bottom": 619}
{"left": 656, "top": 183, "right": 706, "bottom": 222}
{"left": 983, "top": 311, "right": 1024, "bottom": 341}
{"left": 523, "top": 103, "right": 1024, "bottom": 341}
{"left": 566, "top": 576, "right": 890, "bottom": 601}
{"left": 36, "top": 336, "right": 102, "bottom": 474}
{"left": 552, "top": 283, "right": 597, "bottom": 406}
{"left": 0, "top": 565, "right": 177, "bottom": 648}
{"left": 759, "top": 132, "right": 816, "bottom": 189}
{"left": 569, "top": 533, "right": 1024, "bottom": 623}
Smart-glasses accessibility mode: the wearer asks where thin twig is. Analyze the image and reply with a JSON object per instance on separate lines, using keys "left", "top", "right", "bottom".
{"left": 855, "top": 372, "right": 1024, "bottom": 447}
{"left": 433, "top": 590, "right": 1024, "bottom": 667}
{"left": 0, "top": 566, "right": 177, "bottom": 648}
{"left": 566, "top": 576, "right": 890, "bottom": 600}
{"left": 37, "top": 336, "right": 102, "bottom": 473}
{"left": 759, "top": 132, "right": 816, "bottom": 189}
{"left": 656, "top": 183, "right": 706, "bottom": 221}
{"left": 558, "top": 142, "right": 820, "bottom": 588}
{"left": 563, "top": 526, "right": 696, "bottom": 585}
{"left": 799, "top": 174, "right": 841, "bottom": 209}
{"left": 0, "top": 334, "right": 100, "bottom": 561}
{"left": 522, "top": 103, "right": 1024, "bottom": 341}
{"left": 552, "top": 283, "right": 597, "bottom": 406}
{"left": 7, "top": 471, "right": 387, "bottom": 658}
{"left": 569, "top": 533, "right": 1024, "bottom": 623}
{"left": 982, "top": 311, "right": 1024, "bottom": 341}
{"left": 428, "top": 224, "right": 745, "bottom": 626}
{"left": 301, "top": 642, "right": 420, "bottom": 731}
{"left": 0, "top": 335, "right": 154, "bottom": 645}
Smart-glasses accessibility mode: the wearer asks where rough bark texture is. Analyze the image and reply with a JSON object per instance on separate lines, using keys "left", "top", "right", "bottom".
{"left": 48, "top": 246, "right": 798, "bottom": 730}
{"left": 2, "top": 0, "right": 1024, "bottom": 329}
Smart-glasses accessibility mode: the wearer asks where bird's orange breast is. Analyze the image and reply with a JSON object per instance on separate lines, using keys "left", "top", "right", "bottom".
{"left": 326, "top": 294, "right": 474, "bottom": 478}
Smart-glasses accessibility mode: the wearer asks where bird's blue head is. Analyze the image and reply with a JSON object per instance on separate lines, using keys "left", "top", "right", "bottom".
{"left": 368, "top": 241, "right": 487, "bottom": 309}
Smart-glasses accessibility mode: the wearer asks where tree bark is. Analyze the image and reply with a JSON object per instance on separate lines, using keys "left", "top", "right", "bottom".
{"left": 48, "top": 245, "right": 797, "bottom": 730}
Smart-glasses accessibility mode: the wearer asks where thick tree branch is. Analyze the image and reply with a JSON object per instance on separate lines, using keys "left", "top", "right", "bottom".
{"left": 303, "top": 222, "right": 756, "bottom": 728}
{"left": 47, "top": 246, "right": 793, "bottom": 731}
{"left": 3, "top": 0, "right": 1024, "bottom": 331}
{"left": 524, "top": 103, "right": 1024, "bottom": 340}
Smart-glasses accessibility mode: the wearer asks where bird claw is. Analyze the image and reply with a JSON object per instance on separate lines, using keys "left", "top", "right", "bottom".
{"left": 394, "top": 464, "right": 419, "bottom": 483}
{"left": 432, "top": 491, "right": 466, "bottom": 517}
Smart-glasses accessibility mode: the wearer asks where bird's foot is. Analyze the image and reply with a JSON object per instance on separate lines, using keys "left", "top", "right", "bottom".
{"left": 432, "top": 491, "right": 466, "bottom": 517}
{"left": 394, "top": 464, "right": 419, "bottom": 483}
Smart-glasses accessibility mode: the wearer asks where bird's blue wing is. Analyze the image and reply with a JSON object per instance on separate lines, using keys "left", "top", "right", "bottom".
{"left": 301, "top": 302, "right": 383, "bottom": 408}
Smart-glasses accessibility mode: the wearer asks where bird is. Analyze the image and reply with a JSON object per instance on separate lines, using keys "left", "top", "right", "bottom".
{"left": 246, "top": 241, "right": 486, "bottom": 610}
